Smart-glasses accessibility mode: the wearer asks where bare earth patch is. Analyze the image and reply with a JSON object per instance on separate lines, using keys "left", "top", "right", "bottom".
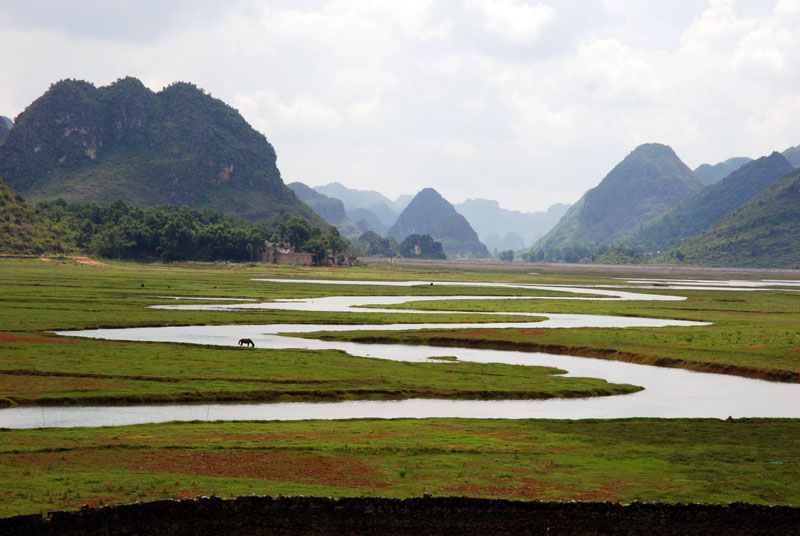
{"left": 69, "top": 256, "right": 112, "bottom": 268}
{"left": 14, "top": 449, "right": 389, "bottom": 490}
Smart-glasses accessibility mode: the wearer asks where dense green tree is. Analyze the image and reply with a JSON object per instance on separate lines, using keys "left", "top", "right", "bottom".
{"left": 284, "top": 217, "right": 312, "bottom": 250}
{"left": 326, "top": 226, "right": 348, "bottom": 257}
{"left": 398, "top": 234, "right": 446, "bottom": 259}
{"left": 303, "top": 235, "right": 330, "bottom": 261}
{"left": 353, "top": 231, "right": 398, "bottom": 257}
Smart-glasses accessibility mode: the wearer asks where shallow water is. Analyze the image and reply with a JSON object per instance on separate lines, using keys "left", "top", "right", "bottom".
{"left": 2, "top": 278, "right": 798, "bottom": 428}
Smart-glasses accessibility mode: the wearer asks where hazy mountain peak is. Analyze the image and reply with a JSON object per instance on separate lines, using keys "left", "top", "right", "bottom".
{"left": 625, "top": 151, "right": 794, "bottom": 251}
{"left": 783, "top": 144, "right": 800, "bottom": 167}
{"left": 456, "top": 198, "right": 571, "bottom": 249}
{"left": 536, "top": 142, "right": 702, "bottom": 248}
{"left": 388, "top": 187, "right": 488, "bottom": 258}
{"left": 288, "top": 181, "right": 363, "bottom": 237}
{"left": 694, "top": 156, "right": 753, "bottom": 185}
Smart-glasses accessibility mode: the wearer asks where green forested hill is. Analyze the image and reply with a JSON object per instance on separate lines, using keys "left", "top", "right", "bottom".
{"left": 536, "top": 143, "right": 703, "bottom": 249}
{"left": 0, "top": 177, "right": 69, "bottom": 255}
{"left": 666, "top": 169, "right": 800, "bottom": 268}
{"left": 0, "top": 77, "right": 324, "bottom": 227}
{"left": 0, "top": 175, "right": 274, "bottom": 262}
{"left": 625, "top": 152, "right": 794, "bottom": 252}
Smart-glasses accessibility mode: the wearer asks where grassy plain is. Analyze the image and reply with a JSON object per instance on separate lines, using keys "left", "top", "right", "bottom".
{"left": 0, "top": 258, "right": 641, "bottom": 407}
{"left": 1, "top": 257, "right": 799, "bottom": 515}
{"left": 1, "top": 418, "right": 798, "bottom": 516}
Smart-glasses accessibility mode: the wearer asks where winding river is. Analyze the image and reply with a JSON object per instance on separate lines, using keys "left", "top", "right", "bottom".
{"left": 2, "top": 278, "right": 799, "bottom": 428}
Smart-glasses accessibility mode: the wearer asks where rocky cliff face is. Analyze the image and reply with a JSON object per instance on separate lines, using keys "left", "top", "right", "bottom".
{"left": 0, "top": 77, "right": 323, "bottom": 226}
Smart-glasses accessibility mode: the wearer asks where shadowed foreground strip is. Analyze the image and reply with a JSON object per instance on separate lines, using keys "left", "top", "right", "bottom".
{"left": 3, "top": 496, "right": 799, "bottom": 536}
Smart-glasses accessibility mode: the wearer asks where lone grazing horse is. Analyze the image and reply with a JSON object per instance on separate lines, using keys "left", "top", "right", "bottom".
{"left": 238, "top": 338, "right": 255, "bottom": 348}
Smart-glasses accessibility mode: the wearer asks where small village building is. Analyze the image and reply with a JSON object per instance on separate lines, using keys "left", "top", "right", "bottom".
{"left": 261, "top": 242, "right": 316, "bottom": 265}
{"left": 261, "top": 241, "right": 357, "bottom": 266}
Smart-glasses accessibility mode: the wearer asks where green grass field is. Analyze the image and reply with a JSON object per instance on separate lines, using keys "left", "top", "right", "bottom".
{"left": 0, "top": 258, "right": 641, "bottom": 407}
{"left": 1, "top": 418, "right": 798, "bottom": 516}
{"left": 1, "top": 257, "right": 799, "bottom": 515}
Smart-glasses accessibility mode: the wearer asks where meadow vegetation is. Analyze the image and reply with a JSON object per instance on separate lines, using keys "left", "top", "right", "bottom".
{"left": 1, "top": 257, "right": 799, "bottom": 515}
{"left": 1, "top": 418, "right": 798, "bottom": 516}
{"left": 0, "top": 258, "right": 637, "bottom": 407}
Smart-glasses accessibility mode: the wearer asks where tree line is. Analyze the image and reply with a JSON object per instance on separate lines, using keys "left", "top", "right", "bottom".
{"left": 36, "top": 200, "right": 347, "bottom": 262}
{"left": 353, "top": 231, "right": 446, "bottom": 259}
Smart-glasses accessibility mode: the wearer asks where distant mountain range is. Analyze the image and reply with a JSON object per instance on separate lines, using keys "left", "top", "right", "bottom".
{"left": 313, "top": 182, "right": 567, "bottom": 251}
{"left": 0, "top": 77, "right": 324, "bottom": 227}
{"left": 693, "top": 157, "right": 752, "bottom": 186}
{"left": 625, "top": 152, "right": 794, "bottom": 252}
{"left": 536, "top": 143, "right": 704, "bottom": 249}
{"left": 287, "top": 182, "right": 365, "bottom": 237}
{"left": 667, "top": 168, "right": 800, "bottom": 268}
{"left": 455, "top": 198, "right": 570, "bottom": 251}
{"left": 4, "top": 77, "right": 798, "bottom": 268}
{"left": 783, "top": 144, "right": 800, "bottom": 167}
{"left": 314, "top": 182, "right": 403, "bottom": 231}
{"left": 388, "top": 188, "right": 489, "bottom": 258}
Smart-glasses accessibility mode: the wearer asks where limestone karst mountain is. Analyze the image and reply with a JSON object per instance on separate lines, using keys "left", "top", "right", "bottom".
{"left": 387, "top": 188, "right": 489, "bottom": 258}
{"left": 0, "top": 77, "right": 324, "bottom": 227}
{"left": 666, "top": 168, "right": 800, "bottom": 268}
{"left": 535, "top": 143, "right": 704, "bottom": 249}
{"left": 625, "top": 152, "right": 794, "bottom": 252}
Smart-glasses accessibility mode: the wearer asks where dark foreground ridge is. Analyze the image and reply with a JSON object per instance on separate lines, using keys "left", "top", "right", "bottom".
{"left": 3, "top": 496, "right": 799, "bottom": 535}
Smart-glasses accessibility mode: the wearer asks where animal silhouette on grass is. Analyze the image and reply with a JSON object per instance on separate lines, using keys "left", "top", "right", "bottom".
{"left": 238, "top": 338, "right": 255, "bottom": 347}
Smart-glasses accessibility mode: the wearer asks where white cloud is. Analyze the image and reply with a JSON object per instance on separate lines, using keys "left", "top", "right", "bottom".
{"left": 235, "top": 90, "right": 341, "bottom": 129}
{"left": 418, "top": 137, "right": 477, "bottom": 158}
{"left": 468, "top": 0, "right": 556, "bottom": 43}
{"left": 2, "top": 1, "right": 800, "bottom": 212}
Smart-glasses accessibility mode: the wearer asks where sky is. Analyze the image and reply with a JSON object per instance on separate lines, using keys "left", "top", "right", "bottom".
{"left": 1, "top": 0, "right": 799, "bottom": 212}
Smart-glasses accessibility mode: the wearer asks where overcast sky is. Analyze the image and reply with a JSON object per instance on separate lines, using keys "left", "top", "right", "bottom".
{"left": 2, "top": 0, "right": 799, "bottom": 211}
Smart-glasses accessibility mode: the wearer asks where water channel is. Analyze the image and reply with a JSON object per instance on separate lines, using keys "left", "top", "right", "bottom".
{"left": 2, "top": 279, "right": 799, "bottom": 428}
